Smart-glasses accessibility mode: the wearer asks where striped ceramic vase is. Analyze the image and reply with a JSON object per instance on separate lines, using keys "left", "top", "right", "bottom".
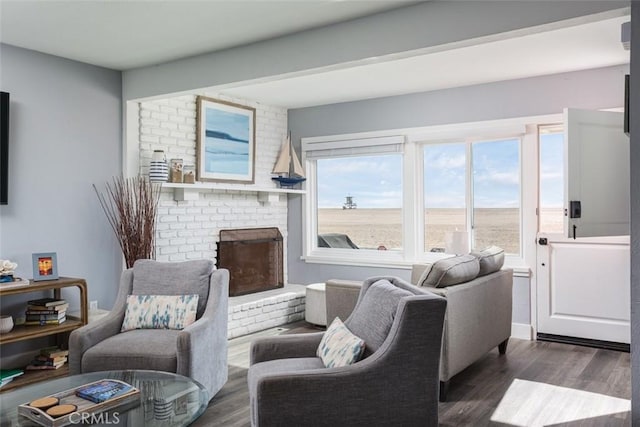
{"left": 149, "top": 150, "right": 169, "bottom": 182}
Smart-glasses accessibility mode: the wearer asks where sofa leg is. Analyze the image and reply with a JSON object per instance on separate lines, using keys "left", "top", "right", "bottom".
{"left": 498, "top": 338, "right": 509, "bottom": 355}
{"left": 439, "top": 380, "right": 450, "bottom": 402}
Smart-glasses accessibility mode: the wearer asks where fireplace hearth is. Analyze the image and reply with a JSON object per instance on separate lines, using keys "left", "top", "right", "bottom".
{"left": 216, "top": 228, "right": 284, "bottom": 296}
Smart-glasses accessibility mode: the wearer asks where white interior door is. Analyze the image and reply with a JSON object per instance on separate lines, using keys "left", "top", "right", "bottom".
{"left": 565, "top": 108, "right": 629, "bottom": 238}
{"left": 536, "top": 235, "right": 630, "bottom": 343}
{"left": 536, "top": 109, "right": 630, "bottom": 343}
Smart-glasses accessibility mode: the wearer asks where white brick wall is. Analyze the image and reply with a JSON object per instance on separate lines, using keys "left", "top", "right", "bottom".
{"left": 139, "top": 93, "right": 286, "bottom": 185}
{"left": 228, "top": 293, "right": 306, "bottom": 339}
{"left": 137, "top": 93, "right": 290, "bottom": 285}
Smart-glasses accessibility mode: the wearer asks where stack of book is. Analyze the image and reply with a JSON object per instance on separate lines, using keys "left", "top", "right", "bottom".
{"left": 0, "top": 368, "right": 24, "bottom": 388}
{"left": 24, "top": 298, "right": 68, "bottom": 326}
{"left": 25, "top": 346, "right": 69, "bottom": 370}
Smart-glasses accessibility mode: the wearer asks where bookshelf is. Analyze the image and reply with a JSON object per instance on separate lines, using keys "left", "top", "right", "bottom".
{"left": 0, "top": 277, "right": 88, "bottom": 392}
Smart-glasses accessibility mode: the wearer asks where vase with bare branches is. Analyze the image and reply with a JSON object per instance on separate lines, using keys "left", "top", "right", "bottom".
{"left": 94, "top": 177, "right": 161, "bottom": 268}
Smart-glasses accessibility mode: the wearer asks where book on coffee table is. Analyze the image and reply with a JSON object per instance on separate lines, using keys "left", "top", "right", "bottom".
{"left": 75, "top": 379, "right": 135, "bottom": 403}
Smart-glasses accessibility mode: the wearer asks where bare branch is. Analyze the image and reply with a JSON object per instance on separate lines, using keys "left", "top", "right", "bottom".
{"left": 94, "top": 177, "right": 161, "bottom": 268}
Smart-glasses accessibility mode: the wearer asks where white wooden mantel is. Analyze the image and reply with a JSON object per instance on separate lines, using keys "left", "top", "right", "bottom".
{"left": 162, "top": 182, "right": 306, "bottom": 203}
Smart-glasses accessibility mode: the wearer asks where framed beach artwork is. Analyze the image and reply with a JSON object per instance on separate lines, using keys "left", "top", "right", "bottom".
{"left": 196, "top": 96, "right": 256, "bottom": 183}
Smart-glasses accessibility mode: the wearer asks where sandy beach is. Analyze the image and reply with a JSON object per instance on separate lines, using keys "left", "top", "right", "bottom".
{"left": 318, "top": 208, "right": 563, "bottom": 254}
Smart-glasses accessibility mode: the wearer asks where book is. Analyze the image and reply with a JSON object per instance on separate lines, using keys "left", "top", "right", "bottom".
{"left": 0, "top": 368, "right": 24, "bottom": 381}
{"left": 75, "top": 379, "right": 135, "bottom": 403}
{"left": 24, "top": 317, "right": 66, "bottom": 326}
{"left": 26, "top": 298, "right": 66, "bottom": 307}
{"left": 25, "top": 312, "right": 66, "bottom": 321}
{"left": 25, "top": 309, "right": 67, "bottom": 316}
{"left": 25, "top": 362, "right": 65, "bottom": 370}
{"left": 26, "top": 303, "right": 69, "bottom": 312}
{"left": 29, "top": 362, "right": 66, "bottom": 369}
{"left": 33, "top": 355, "right": 68, "bottom": 365}
{"left": 40, "top": 347, "right": 69, "bottom": 358}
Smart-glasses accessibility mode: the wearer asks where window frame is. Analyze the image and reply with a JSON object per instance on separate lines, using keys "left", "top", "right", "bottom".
{"left": 302, "top": 134, "right": 408, "bottom": 267}
{"left": 301, "top": 114, "right": 562, "bottom": 275}
{"left": 470, "top": 136, "right": 523, "bottom": 255}
{"left": 418, "top": 136, "right": 523, "bottom": 256}
{"left": 537, "top": 123, "right": 565, "bottom": 236}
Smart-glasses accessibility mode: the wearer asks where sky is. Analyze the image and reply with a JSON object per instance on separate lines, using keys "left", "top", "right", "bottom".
{"left": 316, "top": 135, "right": 564, "bottom": 209}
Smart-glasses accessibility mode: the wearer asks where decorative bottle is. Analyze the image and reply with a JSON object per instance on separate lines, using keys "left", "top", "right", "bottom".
{"left": 149, "top": 150, "right": 169, "bottom": 182}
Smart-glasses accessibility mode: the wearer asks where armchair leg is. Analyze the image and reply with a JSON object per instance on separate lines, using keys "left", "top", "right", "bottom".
{"left": 439, "top": 380, "right": 450, "bottom": 402}
{"left": 498, "top": 338, "right": 509, "bottom": 355}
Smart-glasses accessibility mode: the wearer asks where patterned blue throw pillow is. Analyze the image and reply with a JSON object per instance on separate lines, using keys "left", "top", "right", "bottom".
{"left": 121, "top": 294, "right": 199, "bottom": 332}
{"left": 317, "top": 317, "right": 366, "bottom": 368}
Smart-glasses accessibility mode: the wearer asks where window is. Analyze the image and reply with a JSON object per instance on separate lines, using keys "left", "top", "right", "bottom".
{"left": 423, "top": 143, "right": 467, "bottom": 252}
{"left": 538, "top": 125, "right": 564, "bottom": 234}
{"left": 423, "top": 138, "right": 521, "bottom": 255}
{"left": 472, "top": 138, "right": 521, "bottom": 254}
{"left": 316, "top": 155, "right": 403, "bottom": 250}
{"left": 303, "top": 116, "right": 550, "bottom": 267}
{"left": 303, "top": 135, "right": 405, "bottom": 255}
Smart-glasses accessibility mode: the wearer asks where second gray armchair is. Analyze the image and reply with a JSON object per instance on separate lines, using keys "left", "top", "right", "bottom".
{"left": 248, "top": 276, "right": 447, "bottom": 427}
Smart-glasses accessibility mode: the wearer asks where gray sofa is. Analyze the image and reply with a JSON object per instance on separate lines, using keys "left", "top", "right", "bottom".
{"left": 326, "top": 263, "right": 513, "bottom": 401}
{"left": 248, "top": 276, "right": 447, "bottom": 426}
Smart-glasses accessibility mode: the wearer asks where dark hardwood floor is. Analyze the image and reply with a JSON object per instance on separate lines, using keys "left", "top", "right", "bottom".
{"left": 192, "top": 323, "right": 631, "bottom": 427}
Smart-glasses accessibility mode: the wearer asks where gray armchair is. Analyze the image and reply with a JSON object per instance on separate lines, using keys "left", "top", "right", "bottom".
{"left": 69, "top": 259, "right": 229, "bottom": 400}
{"left": 248, "top": 276, "right": 447, "bottom": 427}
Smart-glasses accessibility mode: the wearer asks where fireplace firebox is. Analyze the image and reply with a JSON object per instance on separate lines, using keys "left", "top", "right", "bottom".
{"left": 216, "top": 228, "right": 284, "bottom": 296}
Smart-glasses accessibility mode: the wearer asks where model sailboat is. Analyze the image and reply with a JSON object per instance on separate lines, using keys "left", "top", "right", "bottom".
{"left": 271, "top": 134, "right": 306, "bottom": 188}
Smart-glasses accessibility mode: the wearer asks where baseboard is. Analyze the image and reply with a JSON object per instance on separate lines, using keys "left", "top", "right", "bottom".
{"left": 511, "top": 322, "right": 533, "bottom": 340}
{"left": 536, "top": 333, "right": 630, "bottom": 352}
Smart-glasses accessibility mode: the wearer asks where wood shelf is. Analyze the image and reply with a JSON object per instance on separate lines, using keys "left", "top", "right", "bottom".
{"left": 161, "top": 182, "right": 305, "bottom": 202}
{"left": 1, "top": 365, "right": 69, "bottom": 393}
{"left": 0, "top": 277, "right": 87, "bottom": 392}
{"left": 0, "top": 317, "right": 83, "bottom": 345}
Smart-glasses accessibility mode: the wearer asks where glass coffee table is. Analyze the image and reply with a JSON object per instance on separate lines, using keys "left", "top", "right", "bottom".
{"left": 0, "top": 370, "right": 208, "bottom": 426}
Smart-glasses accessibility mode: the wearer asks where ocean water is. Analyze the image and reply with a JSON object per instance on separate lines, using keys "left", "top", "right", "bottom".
{"left": 205, "top": 137, "right": 249, "bottom": 175}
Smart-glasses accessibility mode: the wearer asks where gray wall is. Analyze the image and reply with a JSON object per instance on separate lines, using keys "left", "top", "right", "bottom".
{"left": 0, "top": 44, "right": 122, "bottom": 324}
{"left": 122, "top": 1, "right": 626, "bottom": 101}
{"left": 288, "top": 64, "right": 628, "bottom": 325}
{"left": 629, "top": 3, "right": 639, "bottom": 423}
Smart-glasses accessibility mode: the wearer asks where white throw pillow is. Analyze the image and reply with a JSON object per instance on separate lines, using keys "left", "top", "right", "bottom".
{"left": 317, "top": 317, "right": 365, "bottom": 368}
{"left": 121, "top": 294, "right": 199, "bottom": 332}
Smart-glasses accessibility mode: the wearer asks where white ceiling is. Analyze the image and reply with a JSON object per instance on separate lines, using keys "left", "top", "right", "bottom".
{"left": 223, "top": 17, "right": 629, "bottom": 108}
{"left": 0, "top": 0, "right": 418, "bottom": 70}
{"left": 222, "top": 15, "right": 630, "bottom": 108}
{"left": 0, "top": 1, "right": 630, "bottom": 109}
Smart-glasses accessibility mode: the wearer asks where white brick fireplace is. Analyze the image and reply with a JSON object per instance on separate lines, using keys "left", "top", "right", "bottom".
{"left": 130, "top": 92, "right": 306, "bottom": 338}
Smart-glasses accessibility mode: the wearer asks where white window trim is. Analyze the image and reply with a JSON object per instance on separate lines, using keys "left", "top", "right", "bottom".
{"left": 417, "top": 135, "right": 524, "bottom": 257}
{"left": 301, "top": 113, "right": 562, "bottom": 274}
{"left": 302, "top": 136, "right": 406, "bottom": 262}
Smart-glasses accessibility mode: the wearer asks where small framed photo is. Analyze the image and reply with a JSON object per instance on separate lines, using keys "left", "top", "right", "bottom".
{"left": 196, "top": 96, "right": 256, "bottom": 183}
{"left": 32, "top": 252, "right": 59, "bottom": 281}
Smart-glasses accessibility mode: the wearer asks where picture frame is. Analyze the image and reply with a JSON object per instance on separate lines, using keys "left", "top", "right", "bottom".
{"left": 196, "top": 96, "right": 256, "bottom": 183}
{"left": 32, "top": 252, "right": 59, "bottom": 281}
